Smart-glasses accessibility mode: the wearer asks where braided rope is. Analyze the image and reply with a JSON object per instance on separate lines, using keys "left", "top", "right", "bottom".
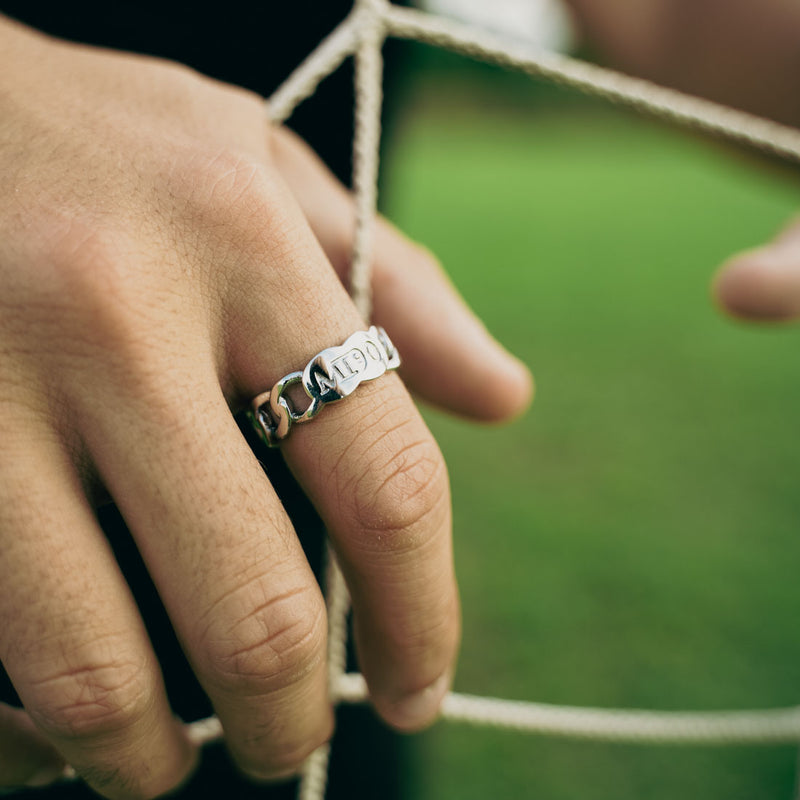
{"left": 183, "top": 671, "right": 800, "bottom": 748}
{"left": 268, "top": 9, "right": 361, "bottom": 125}
{"left": 278, "top": 2, "right": 800, "bottom": 797}
{"left": 384, "top": 6, "right": 800, "bottom": 164}
{"left": 335, "top": 673, "right": 800, "bottom": 745}
{"left": 272, "top": 3, "right": 800, "bottom": 796}
{"left": 60, "top": 0, "right": 800, "bottom": 794}
{"left": 297, "top": 1, "right": 388, "bottom": 796}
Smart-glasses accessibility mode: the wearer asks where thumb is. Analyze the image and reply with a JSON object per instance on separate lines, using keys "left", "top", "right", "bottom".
{"left": 714, "top": 217, "right": 800, "bottom": 322}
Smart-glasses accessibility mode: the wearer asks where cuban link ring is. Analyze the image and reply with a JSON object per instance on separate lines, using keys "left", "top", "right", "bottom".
{"left": 248, "top": 325, "right": 401, "bottom": 447}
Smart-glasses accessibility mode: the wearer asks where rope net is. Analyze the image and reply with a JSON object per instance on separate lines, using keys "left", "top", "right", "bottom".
{"left": 263, "top": 0, "right": 800, "bottom": 796}
{"left": 69, "top": 0, "right": 800, "bottom": 795}
{"left": 282, "top": 1, "right": 800, "bottom": 796}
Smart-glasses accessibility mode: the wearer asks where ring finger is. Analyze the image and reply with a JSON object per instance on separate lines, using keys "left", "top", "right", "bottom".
{"left": 226, "top": 193, "right": 460, "bottom": 731}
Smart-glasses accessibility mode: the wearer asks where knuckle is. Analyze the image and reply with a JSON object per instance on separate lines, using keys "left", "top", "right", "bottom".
{"left": 348, "top": 426, "right": 450, "bottom": 544}
{"left": 199, "top": 579, "right": 326, "bottom": 697}
{"left": 29, "top": 656, "right": 154, "bottom": 741}
{"left": 193, "top": 148, "right": 264, "bottom": 205}
{"left": 177, "top": 147, "right": 281, "bottom": 223}
{"left": 9, "top": 213, "right": 125, "bottom": 317}
{"left": 43, "top": 215, "right": 127, "bottom": 297}
{"left": 22, "top": 216, "right": 153, "bottom": 356}
{"left": 18, "top": 212, "right": 199, "bottom": 390}
{"left": 170, "top": 146, "right": 312, "bottom": 285}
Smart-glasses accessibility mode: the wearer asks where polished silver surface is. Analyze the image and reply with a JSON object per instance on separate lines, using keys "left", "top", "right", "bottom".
{"left": 249, "top": 326, "right": 400, "bottom": 446}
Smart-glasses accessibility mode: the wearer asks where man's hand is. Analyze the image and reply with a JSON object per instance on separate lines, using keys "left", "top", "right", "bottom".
{"left": 0, "top": 16, "right": 532, "bottom": 797}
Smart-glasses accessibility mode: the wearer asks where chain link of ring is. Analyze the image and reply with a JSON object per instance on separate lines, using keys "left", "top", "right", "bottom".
{"left": 248, "top": 326, "right": 400, "bottom": 447}
{"left": 250, "top": 372, "right": 321, "bottom": 446}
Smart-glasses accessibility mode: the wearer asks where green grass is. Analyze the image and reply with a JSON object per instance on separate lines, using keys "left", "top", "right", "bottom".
{"left": 382, "top": 79, "right": 800, "bottom": 800}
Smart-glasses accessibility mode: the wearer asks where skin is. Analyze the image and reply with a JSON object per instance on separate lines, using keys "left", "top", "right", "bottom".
{"left": 0, "top": 14, "right": 533, "bottom": 798}
{"left": 3, "top": 2, "right": 800, "bottom": 795}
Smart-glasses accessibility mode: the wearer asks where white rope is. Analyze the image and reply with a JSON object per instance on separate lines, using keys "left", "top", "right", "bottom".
{"left": 186, "top": 715, "right": 224, "bottom": 748}
{"left": 269, "top": 1, "right": 800, "bottom": 797}
{"left": 62, "top": 0, "right": 800, "bottom": 793}
{"left": 268, "top": 10, "right": 361, "bottom": 125}
{"left": 47, "top": 1, "right": 800, "bottom": 792}
{"left": 183, "top": 672, "right": 800, "bottom": 748}
{"left": 268, "top": 4, "right": 800, "bottom": 163}
{"left": 296, "top": 550, "right": 349, "bottom": 800}
{"left": 297, "top": 1, "right": 388, "bottom": 798}
{"left": 384, "top": 5, "right": 800, "bottom": 164}
{"left": 348, "top": 0, "right": 387, "bottom": 319}
{"left": 335, "top": 673, "right": 800, "bottom": 744}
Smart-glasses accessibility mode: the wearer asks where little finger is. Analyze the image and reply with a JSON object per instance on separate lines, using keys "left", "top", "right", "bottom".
{"left": 0, "top": 416, "right": 196, "bottom": 799}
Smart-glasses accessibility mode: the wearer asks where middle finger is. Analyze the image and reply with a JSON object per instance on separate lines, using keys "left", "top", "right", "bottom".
{"left": 227, "top": 199, "right": 460, "bottom": 732}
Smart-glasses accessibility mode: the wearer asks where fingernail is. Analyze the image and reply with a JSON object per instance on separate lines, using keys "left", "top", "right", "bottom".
{"left": 387, "top": 672, "right": 451, "bottom": 731}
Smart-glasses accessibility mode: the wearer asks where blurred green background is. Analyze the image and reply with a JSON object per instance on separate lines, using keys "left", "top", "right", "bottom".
{"left": 381, "top": 47, "right": 800, "bottom": 800}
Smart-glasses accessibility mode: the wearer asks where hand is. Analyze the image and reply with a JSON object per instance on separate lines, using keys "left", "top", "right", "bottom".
{"left": 0, "top": 16, "right": 532, "bottom": 798}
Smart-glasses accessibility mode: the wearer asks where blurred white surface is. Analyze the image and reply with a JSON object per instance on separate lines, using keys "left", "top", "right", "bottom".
{"left": 419, "top": 0, "right": 576, "bottom": 52}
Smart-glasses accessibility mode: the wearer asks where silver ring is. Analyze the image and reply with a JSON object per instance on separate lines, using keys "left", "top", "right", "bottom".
{"left": 248, "top": 326, "right": 401, "bottom": 447}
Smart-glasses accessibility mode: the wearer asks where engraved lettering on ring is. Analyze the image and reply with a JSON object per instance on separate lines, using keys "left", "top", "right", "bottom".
{"left": 251, "top": 326, "right": 401, "bottom": 447}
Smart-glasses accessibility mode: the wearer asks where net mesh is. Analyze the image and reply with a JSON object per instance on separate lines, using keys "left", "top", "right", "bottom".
{"left": 76, "top": 0, "right": 800, "bottom": 795}
{"left": 280, "top": 2, "right": 800, "bottom": 796}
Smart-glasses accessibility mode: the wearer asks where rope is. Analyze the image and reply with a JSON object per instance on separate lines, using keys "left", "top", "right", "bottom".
{"left": 384, "top": 5, "right": 800, "bottom": 165}
{"left": 268, "top": 3, "right": 800, "bottom": 164}
{"left": 182, "top": 672, "right": 800, "bottom": 748}
{"left": 283, "top": 1, "right": 800, "bottom": 795}
{"left": 268, "top": 9, "right": 361, "bottom": 125}
{"left": 335, "top": 673, "right": 800, "bottom": 745}
{"left": 186, "top": 715, "right": 223, "bottom": 748}
{"left": 297, "top": 1, "right": 388, "bottom": 798}
{"left": 296, "top": 551, "right": 350, "bottom": 800}
{"left": 58, "top": 0, "right": 800, "bottom": 794}
{"left": 270, "top": 0, "right": 800, "bottom": 796}
{"left": 347, "top": 0, "right": 387, "bottom": 320}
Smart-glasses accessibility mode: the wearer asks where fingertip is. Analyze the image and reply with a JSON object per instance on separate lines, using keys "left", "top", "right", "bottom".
{"left": 373, "top": 671, "right": 452, "bottom": 733}
{"left": 471, "top": 348, "right": 535, "bottom": 424}
{"left": 371, "top": 223, "right": 534, "bottom": 423}
{"left": 233, "top": 709, "right": 333, "bottom": 785}
{"left": 713, "top": 247, "right": 800, "bottom": 322}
